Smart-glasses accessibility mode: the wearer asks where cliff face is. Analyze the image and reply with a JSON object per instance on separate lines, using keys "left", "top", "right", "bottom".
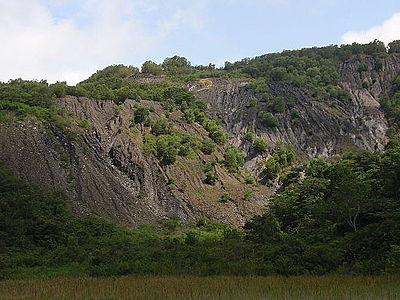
{"left": 1, "top": 55, "right": 399, "bottom": 228}
{"left": 0, "top": 97, "right": 269, "bottom": 228}
{"left": 193, "top": 55, "right": 400, "bottom": 172}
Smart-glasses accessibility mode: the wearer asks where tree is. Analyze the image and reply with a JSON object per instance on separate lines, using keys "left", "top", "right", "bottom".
{"left": 271, "top": 96, "right": 285, "bottom": 113}
{"left": 151, "top": 117, "right": 172, "bottom": 136}
{"left": 224, "top": 147, "right": 245, "bottom": 171}
{"left": 162, "top": 56, "right": 192, "bottom": 74}
{"left": 388, "top": 40, "right": 400, "bottom": 54}
{"left": 201, "top": 138, "right": 217, "bottom": 155}
{"left": 133, "top": 106, "right": 149, "bottom": 124}
{"left": 155, "top": 135, "right": 180, "bottom": 164}
{"left": 253, "top": 138, "right": 268, "bottom": 153}
{"left": 141, "top": 61, "right": 163, "bottom": 75}
{"left": 258, "top": 111, "right": 278, "bottom": 128}
{"left": 328, "top": 163, "right": 370, "bottom": 232}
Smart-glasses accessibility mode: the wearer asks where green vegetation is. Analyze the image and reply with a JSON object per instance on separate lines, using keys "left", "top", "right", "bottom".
{"left": 258, "top": 111, "right": 279, "bottom": 128}
{"left": 262, "top": 144, "right": 296, "bottom": 180}
{"left": 141, "top": 60, "right": 163, "bottom": 75}
{"left": 2, "top": 40, "right": 400, "bottom": 283}
{"left": 223, "top": 146, "right": 245, "bottom": 171}
{"left": 1, "top": 142, "right": 400, "bottom": 280}
{"left": 253, "top": 137, "right": 268, "bottom": 153}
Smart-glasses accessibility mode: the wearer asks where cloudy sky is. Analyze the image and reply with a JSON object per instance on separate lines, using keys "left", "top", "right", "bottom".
{"left": 1, "top": 0, "right": 400, "bottom": 84}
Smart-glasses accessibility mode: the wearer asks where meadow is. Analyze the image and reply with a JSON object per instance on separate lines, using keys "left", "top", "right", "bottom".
{"left": 1, "top": 275, "right": 400, "bottom": 300}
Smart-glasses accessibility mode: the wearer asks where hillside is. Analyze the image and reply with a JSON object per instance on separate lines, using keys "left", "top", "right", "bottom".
{"left": 1, "top": 40, "right": 400, "bottom": 278}
{"left": 1, "top": 40, "right": 400, "bottom": 229}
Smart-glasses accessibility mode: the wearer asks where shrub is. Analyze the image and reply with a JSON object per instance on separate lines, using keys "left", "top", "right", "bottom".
{"left": 141, "top": 61, "right": 163, "bottom": 75}
{"left": 151, "top": 117, "right": 172, "bottom": 136}
{"left": 248, "top": 96, "right": 258, "bottom": 107}
{"left": 271, "top": 96, "right": 285, "bottom": 113}
{"left": 244, "top": 131, "right": 254, "bottom": 143}
{"left": 253, "top": 138, "right": 268, "bottom": 153}
{"left": 224, "top": 146, "right": 245, "bottom": 171}
{"left": 183, "top": 109, "right": 196, "bottom": 123}
{"left": 204, "top": 172, "right": 218, "bottom": 185}
{"left": 133, "top": 105, "right": 149, "bottom": 124}
{"left": 220, "top": 193, "right": 231, "bottom": 203}
{"left": 201, "top": 138, "right": 217, "bottom": 155}
{"left": 258, "top": 111, "right": 278, "bottom": 128}
{"left": 245, "top": 176, "right": 256, "bottom": 184}
{"left": 358, "top": 63, "right": 368, "bottom": 73}
{"left": 154, "top": 134, "right": 180, "bottom": 164}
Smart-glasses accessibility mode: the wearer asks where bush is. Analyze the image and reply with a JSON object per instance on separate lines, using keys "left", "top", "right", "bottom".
{"left": 358, "top": 63, "right": 368, "bottom": 73}
{"left": 151, "top": 117, "right": 172, "bottom": 136}
{"left": 141, "top": 61, "right": 163, "bottom": 75}
{"left": 154, "top": 135, "right": 180, "bottom": 164}
{"left": 253, "top": 138, "right": 268, "bottom": 153}
{"left": 203, "top": 119, "right": 227, "bottom": 145}
{"left": 271, "top": 96, "right": 285, "bottom": 113}
{"left": 133, "top": 105, "right": 149, "bottom": 124}
{"left": 258, "top": 111, "right": 278, "bottom": 128}
{"left": 201, "top": 138, "right": 217, "bottom": 155}
{"left": 248, "top": 97, "right": 258, "bottom": 107}
{"left": 220, "top": 193, "right": 231, "bottom": 203}
{"left": 224, "top": 147, "right": 245, "bottom": 171}
{"left": 245, "top": 176, "right": 256, "bottom": 184}
{"left": 244, "top": 131, "right": 254, "bottom": 143}
{"left": 204, "top": 172, "right": 218, "bottom": 185}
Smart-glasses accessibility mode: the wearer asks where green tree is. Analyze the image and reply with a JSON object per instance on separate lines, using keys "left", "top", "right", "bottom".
{"left": 224, "top": 147, "right": 245, "bottom": 171}
{"left": 388, "top": 40, "right": 400, "bottom": 54}
{"left": 258, "top": 111, "right": 278, "bottom": 128}
{"left": 141, "top": 61, "right": 163, "bottom": 75}
{"left": 253, "top": 138, "right": 268, "bottom": 153}
{"left": 151, "top": 117, "right": 172, "bottom": 136}
{"left": 133, "top": 106, "right": 149, "bottom": 124}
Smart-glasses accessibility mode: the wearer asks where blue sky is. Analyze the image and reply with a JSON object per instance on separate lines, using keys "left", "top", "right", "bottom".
{"left": 1, "top": 0, "right": 400, "bottom": 84}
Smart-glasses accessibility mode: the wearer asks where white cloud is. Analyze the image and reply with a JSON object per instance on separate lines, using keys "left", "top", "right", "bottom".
{"left": 0, "top": 0, "right": 205, "bottom": 84}
{"left": 341, "top": 12, "right": 400, "bottom": 45}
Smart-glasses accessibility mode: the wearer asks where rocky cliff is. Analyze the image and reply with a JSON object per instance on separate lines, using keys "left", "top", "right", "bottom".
{"left": 0, "top": 97, "right": 269, "bottom": 227}
{"left": 1, "top": 54, "right": 399, "bottom": 228}
{"left": 193, "top": 55, "right": 400, "bottom": 173}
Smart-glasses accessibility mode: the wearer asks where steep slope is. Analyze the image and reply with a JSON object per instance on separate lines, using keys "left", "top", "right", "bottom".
{"left": 1, "top": 50, "right": 400, "bottom": 229}
{"left": 0, "top": 96, "right": 269, "bottom": 227}
{"left": 193, "top": 54, "right": 400, "bottom": 171}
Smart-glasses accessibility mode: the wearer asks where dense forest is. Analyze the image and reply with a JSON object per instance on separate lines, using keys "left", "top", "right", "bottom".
{"left": 1, "top": 40, "right": 400, "bottom": 279}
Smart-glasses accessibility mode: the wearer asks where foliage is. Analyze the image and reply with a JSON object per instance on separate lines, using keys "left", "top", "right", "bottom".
{"left": 262, "top": 145, "right": 296, "bottom": 180}
{"left": 247, "top": 147, "right": 400, "bottom": 275}
{"left": 200, "top": 138, "right": 217, "bottom": 155}
{"left": 202, "top": 118, "right": 227, "bottom": 145}
{"left": 133, "top": 105, "right": 150, "bottom": 124}
{"left": 0, "top": 79, "right": 55, "bottom": 108}
{"left": 388, "top": 40, "right": 400, "bottom": 54}
{"left": 151, "top": 117, "right": 173, "bottom": 136}
{"left": 1, "top": 142, "right": 400, "bottom": 279}
{"left": 258, "top": 111, "right": 278, "bottom": 128}
{"left": 141, "top": 61, "right": 163, "bottom": 75}
{"left": 253, "top": 138, "right": 268, "bottom": 153}
{"left": 224, "top": 146, "right": 245, "bottom": 171}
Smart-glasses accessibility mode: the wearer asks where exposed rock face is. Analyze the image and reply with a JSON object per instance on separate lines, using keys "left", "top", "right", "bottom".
{"left": 0, "top": 97, "right": 269, "bottom": 227}
{"left": 1, "top": 54, "right": 399, "bottom": 228}
{"left": 193, "top": 55, "right": 400, "bottom": 171}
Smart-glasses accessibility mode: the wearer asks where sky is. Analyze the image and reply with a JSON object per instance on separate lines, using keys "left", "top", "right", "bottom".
{"left": 1, "top": 0, "right": 400, "bottom": 84}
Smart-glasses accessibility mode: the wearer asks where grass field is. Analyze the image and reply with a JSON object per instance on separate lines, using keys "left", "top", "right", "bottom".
{"left": 1, "top": 275, "right": 400, "bottom": 300}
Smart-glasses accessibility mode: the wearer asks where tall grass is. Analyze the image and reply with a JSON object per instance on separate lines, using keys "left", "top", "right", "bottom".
{"left": 1, "top": 275, "right": 399, "bottom": 300}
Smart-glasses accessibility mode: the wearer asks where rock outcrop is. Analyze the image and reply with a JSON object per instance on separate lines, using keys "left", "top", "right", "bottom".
{"left": 1, "top": 54, "right": 399, "bottom": 228}
{"left": 193, "top": 55, "right": 400, "bottom": 172}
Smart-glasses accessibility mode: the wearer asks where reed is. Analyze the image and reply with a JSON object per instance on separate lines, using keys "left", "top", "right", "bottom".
{"left": 1, "top": 275, "right": 399, "bottom": 300}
